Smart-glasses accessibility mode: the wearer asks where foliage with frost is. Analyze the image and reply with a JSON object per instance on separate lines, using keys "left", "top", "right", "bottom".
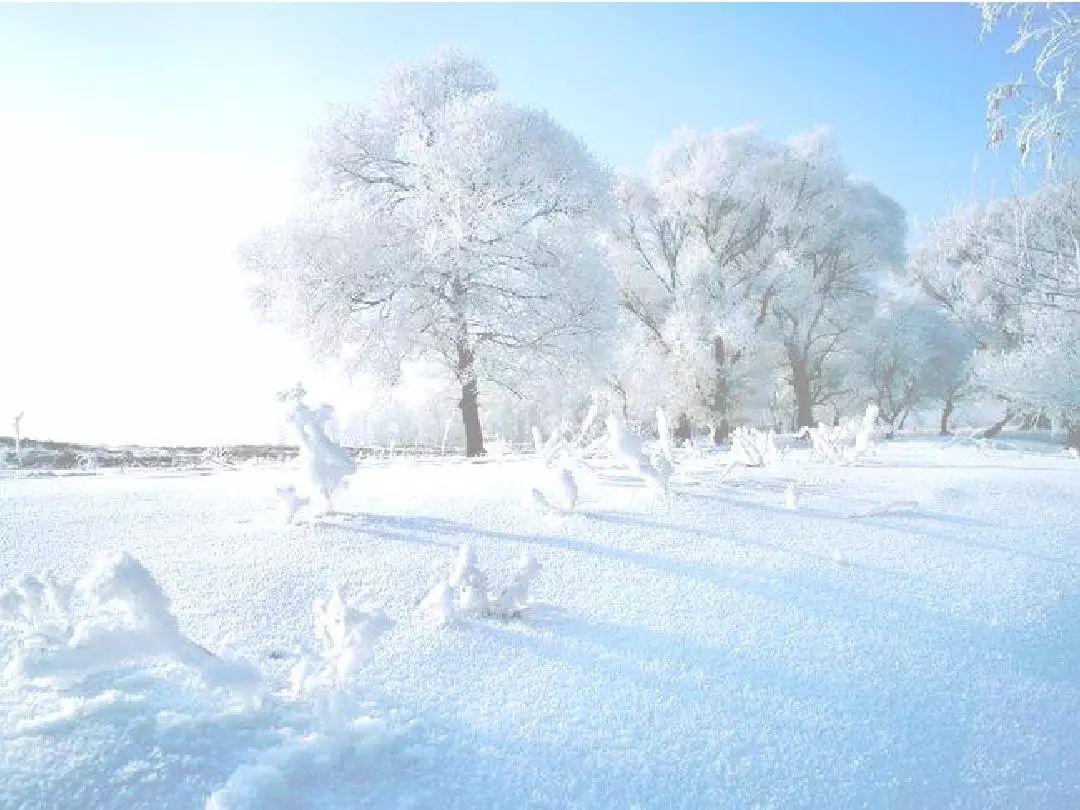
{"left": 245, "top": 50, "right": 615, "bottom": 457}
{"left": 909, "top": 174, "right": 1080, "bottom": 440}
{"left": 802, "top": 403, "right": 881, "bottom": 465}
{"left": 980, "top": 3, "right": 1080, "bottom": 170}
{"left": 604, "top": 126, "right": 905, "bottom": 434}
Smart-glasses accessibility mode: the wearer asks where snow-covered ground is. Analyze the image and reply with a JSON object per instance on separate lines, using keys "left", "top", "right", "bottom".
{"left": 2, "top": 436, "right": 1078, "bottom": 808}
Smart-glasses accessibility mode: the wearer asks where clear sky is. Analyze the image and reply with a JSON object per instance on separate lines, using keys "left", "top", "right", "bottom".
{"left": 0, "top": 3, "right": 1030, "bottom": 445}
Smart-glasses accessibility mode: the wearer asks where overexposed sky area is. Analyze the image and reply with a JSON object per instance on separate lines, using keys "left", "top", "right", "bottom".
{"left": 0, "top": 4, "right": 1024, "bottom": 445}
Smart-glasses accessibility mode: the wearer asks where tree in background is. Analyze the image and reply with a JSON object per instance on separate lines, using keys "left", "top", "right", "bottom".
{"left": 911, "top": 175, "right": 1080, "bottom": 441}
{"left": 603, "top": 127, "right": 773, "bottom": 442}
{"left": 245, "top": 51, "right": 615, "bottom": 456}
{"left": 758, "top": 131, "right": 906, "bottom": 429}
{"left": 606, "top": 127, "right": 905, "bottom": 436}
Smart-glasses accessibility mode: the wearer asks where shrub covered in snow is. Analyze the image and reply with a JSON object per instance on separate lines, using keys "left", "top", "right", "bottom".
{"left": 530, "top": 464, "right": 579, "bottom": 513}
{"left": 420, "top": 545, "right": 541, "bottom": 623}
{"left": 802, "top": 403, "right": 882, "bottom": 464}
{"left": 1, "top": 551, "right": 258, "bottom": 688}
{"left": 276, "top": 484, "right": 311, "bottom": 524}
{"left": 604, "top": 414, "right": 670, "bottom": 493}
{"left": 729, "top": 426, "right": 780, "bottom": 467}
{"left": 278, "top": 384, "right": 357, "bottom": 515}
{"left": 291, "top": 585, "right": 392, "bottom": 696}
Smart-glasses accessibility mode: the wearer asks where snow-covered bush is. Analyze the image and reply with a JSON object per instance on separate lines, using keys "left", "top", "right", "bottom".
{"left": 278, "top": 384, "right": 357, "bottom": 514}
{"left": 276, "top": 484, "right": 310, "bottom": 524}
{"left": 803, "top": 404, "right": 882, "bottom": 464}
{"left": 604, "top": 414, "right": 670, "bottom": 493}
{"left": 729, "top": 426, "right": 780, "bottom": 467}
{"left": 291, "top": 585, "right": 392, "bottom": 696}
{"left": 805, "top": 422, "right": 849, "bottom": 464}
{"left": 420, "top": 545, "right": 541, "bottom": 623}
{"left": 530, "top": 464, "right": 579, "bottom": 513}
{"left": 1, "top": 551, "right": 258, "bottom": 688}
{"left": 491, "top": 552, "right": 542, "bottom": 618}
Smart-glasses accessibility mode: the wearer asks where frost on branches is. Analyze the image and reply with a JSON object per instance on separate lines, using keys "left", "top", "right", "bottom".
{"left": 278, "top": 384, "right": 356, "bottom": 515}
{"left": 0, "top": 551, "right": 258, "bottom": 689}
{"left": 420, "top": 546, "right": 541, "bottom": 623}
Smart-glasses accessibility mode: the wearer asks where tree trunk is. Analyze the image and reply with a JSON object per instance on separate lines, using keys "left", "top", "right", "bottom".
{"left": 673, "top": 413, "right": 693, "bottom": 445}
{"left": 712, "top": 419, "right": 731, "bottom": 445}
{"left": 459, "top": 379, "right": 484, "bottom": 457}
{"left": 456, "top": 339, "right": 485, "bottom": 457}
{"left": 791, "top": 359, "right": 814, "bottom": 429}
{"left": 939, "top": 395, "right": 955, "bottom": 436}
{"left": 1064, "top": 417, "right": 1080, "bottom": 451}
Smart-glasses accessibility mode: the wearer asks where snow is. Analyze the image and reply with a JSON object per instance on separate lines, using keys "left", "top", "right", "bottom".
{"left": 1, "top": 436, "right": 1079, "bottom": 807}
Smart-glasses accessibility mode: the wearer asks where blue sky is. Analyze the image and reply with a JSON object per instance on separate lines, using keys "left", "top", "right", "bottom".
{"left": 1, "top": 3, "right": 1027, "bottom": 220}
{"left": 0, "top": 4, "right": 1034, "bottom": 443}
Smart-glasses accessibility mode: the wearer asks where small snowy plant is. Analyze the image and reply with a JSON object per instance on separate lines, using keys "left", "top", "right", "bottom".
{"left": 420, "top": 545, "right": 541, "bottom": 623}
{"left": 276, "top": 485, "right": 310, "bottom": 524}
{"left": 805, "top": 422, "right": 849, "bottom": 464}
{"left": 730, "top": 426, "right": 780, "bottom": 467}
{"left": 291, "top": 585, "right": 391, "bottom": 696}
{"left": 492, "top": 552, "right": 542, "bottom": 618}
{"left": 530, "top": 464, "right": 579, "bottom": 513}
{"left": 852, "top": 403, "right": 880, "bottom": 458}
{"left": 656, "top": 407, "right": 675, "bottom": 466}
{"left": 528, "top": 423, "right": 581, "bottom": 513}
{"left": 278, "top": 384, "right": 357, "bottom": 515}
{"left": 803, "top": 404, "right": 882, "bottom": 465}
{"left": 1, "top": 551, "right": 257, "bottom": 688}
{"left": 783, "top": 482, "right": 799, "bottom": 510}
{"left": 604, "top": 414, "right": 670, "bottom": 493}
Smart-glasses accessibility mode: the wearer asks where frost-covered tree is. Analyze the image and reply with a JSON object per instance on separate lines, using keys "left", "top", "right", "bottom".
{"left": 604, "top": 128, "right": 777, "bottom": 441}
{"left": 848, "top": 297, "right": 971, "bottom": 433}
{"left": 760, "top": 132, "right": 906, "bottom": 429}
{"left": 981, "top": 3, "right": 1080, "bottom": 170}
{"left": 605, "top": 127, "right": 903, "bottom": 434}
{"left": 246, "top": 51, "right": 615, "bottom": 456}
{"left": 910, "top": 174, "right": 1080, "bottom": 439}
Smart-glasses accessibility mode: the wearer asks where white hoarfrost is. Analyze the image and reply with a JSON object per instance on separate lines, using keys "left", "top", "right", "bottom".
{"left": 530, "top": 464, "right": 579, "bottom": 513}
{"left": 492, "top": 552, "right": 542, "bottom": 618}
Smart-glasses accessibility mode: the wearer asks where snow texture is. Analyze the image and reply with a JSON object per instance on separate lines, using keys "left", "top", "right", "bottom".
{"left": 2, "top": 435, "right": 1079, "bottom": 808}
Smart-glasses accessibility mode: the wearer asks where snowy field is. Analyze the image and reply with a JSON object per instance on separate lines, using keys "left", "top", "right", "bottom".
{"left": 2, "top": 437, "right": 1079, "bottom": 809}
